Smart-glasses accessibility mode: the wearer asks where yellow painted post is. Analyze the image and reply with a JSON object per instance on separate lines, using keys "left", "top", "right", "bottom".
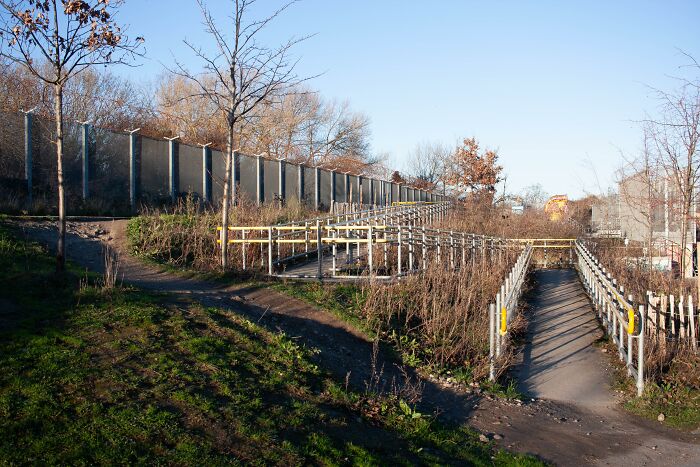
{"left": 267, "top": 227, "right": 273, "bottom": 275}
{"left": 627, "top": 295, "right": 633, "bottom": 374}
{"left": 368, "top": 225, "right": 374, "bottom": 278}
{"left": 501, "top": 306, "right": 507, "bottom": 335}
{"left": 331, "top": 228, "right": 337, "bottom": 275}
{"left": 242, "top": 229, "right": 247, "bottom": 270}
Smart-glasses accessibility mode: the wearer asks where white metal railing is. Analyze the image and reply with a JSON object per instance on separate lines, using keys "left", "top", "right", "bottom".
{"left": 576, "top": 241, "right": 645, "bottom": 396}
{"left": 217, "top": 202, "right": 450, "bottom": 273}
{"left": 218, "top": 202, "right": 527, "bottom": 279}
{"left": 488, "top": 244, "right": 533, "bottom": 380}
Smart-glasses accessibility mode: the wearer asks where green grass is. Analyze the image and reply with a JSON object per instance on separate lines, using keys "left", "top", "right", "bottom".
{"left": 272, "top": 281, "right": 375, "bottom": 338}
{"left": 602, "top": 339, "right": 700, "bottom": 431}
{"left": 624, "top": 383, "right": 700, "bottom": 430}
{"left": 0, "top": 224, "right": 543, "bottom": 465}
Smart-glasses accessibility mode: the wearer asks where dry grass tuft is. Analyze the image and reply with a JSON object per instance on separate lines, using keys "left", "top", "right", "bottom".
{"left": 127, "top": 195, "right": 315, "bottom": 272}
{"left": 361, "top": 256, "right": 517, "bottom": 380}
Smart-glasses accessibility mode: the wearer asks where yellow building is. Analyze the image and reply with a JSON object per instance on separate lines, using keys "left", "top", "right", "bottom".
{"left": 544, "top": 195, "right": 568, "bottom": 221}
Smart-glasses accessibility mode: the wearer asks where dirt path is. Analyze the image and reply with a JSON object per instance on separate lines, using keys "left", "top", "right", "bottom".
{"left": 9, "top": 219, "right": 700, "bottom": 466}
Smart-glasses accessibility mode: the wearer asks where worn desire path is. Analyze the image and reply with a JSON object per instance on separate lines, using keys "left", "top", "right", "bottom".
{"left": 12, "top": 219, "right": 700, "bottom": 466}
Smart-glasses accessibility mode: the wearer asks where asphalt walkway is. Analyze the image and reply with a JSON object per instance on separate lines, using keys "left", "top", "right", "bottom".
{"left": 515, "top": 268, "right": 615, "bottom": 409}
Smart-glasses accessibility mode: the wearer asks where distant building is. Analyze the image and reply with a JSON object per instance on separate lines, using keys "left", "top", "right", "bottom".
{"left": 590, "top": 194, "right": 620, "bottom": 237}
{"left": 590, "top": 171, "right": 698, "bottom": 277}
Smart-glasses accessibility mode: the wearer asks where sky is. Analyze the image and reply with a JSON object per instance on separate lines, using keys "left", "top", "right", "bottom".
{"left": 114, "top": 0, "right": 700, "bottom": 198}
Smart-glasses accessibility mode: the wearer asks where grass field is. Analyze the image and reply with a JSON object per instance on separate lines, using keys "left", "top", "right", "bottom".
{"left": 0, "top": 225, "right": 542, "bottom": 465}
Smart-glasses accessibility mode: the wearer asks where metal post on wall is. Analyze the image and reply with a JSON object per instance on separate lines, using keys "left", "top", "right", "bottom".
{"left": 127, "top": 128, "right": 141, "bottom": 211}
{"left": 200, "top": 143, "right": 212, "bottom": 204}
{"left": 357, "top": 175, "right": 362, "bottom": 206}
{"left": 165, "top": 135, "right": 180, "bottom": 203}
{"left": 330, "top": 170, "right": 337, "bottom": 206}
{"left": 298, "top": 163, "right": 304, "bottom": 202}
{"left": 314, "top": 166, "right": 320, "bottom": 211}
{"left": 369, "top": 178, "right": 375, "bottom": 206}
{"left": 344, "top": 172, "right": 350, "bottom": 204}
{"left": 256, "top": 154, "right": 264, "bottom": 206}
{"left": 278, "top": 158, "right": 285, "bottom": 204}
{"left": 22, "top": 107, "right": 37, "bottom": 207}
{"left": 78, "top": 120, "right": 90, "bottom": 201}
{"left": 232, "top": 150, "right": 240, "bottom": 206}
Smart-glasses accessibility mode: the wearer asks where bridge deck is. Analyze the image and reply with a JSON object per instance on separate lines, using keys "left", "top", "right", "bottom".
{"left": 279, "top": 245, "right": 362, "bottom": 278}
{"left": 514, "top": 268, "right": 615, "bottom": 408}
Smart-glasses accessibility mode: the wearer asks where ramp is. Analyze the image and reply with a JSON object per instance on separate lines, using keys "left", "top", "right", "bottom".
{"left": 514, "top": 269, "right": 615, "bottom": 408}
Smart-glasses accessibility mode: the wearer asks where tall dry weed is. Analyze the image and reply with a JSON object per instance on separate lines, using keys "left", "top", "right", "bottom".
{"left": 361, "top": 256, "right": 516, "bottom": 380}
{"left": 128, "top": 195, "right": 316, "bottom": 272}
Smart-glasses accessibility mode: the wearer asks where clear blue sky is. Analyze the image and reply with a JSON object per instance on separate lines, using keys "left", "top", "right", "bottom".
{"left": 116, "top": 0, "right": 700, "bottom": 198}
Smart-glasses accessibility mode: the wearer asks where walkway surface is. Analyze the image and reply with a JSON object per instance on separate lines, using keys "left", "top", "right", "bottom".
{"left": 515, "top": 269, "right": 614, "bottom": 408}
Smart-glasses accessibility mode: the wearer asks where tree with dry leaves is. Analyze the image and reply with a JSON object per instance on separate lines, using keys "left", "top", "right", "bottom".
{"left": 0, "top": 0, "right": 143, "bottom": 271}
{"left": 446, "top": 137, "right": 502, "bottom": 200}
{"left": 390, "top": 170, "right": 405, "bottom": 184}
{"left": 172, "top": 0, "right": 309, "bottom": 270}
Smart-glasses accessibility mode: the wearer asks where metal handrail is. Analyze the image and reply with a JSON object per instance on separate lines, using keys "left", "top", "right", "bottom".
{"left": 216, "top": 201, "right": 526, "bottom": 279}
{"left": 488, "top": 244, "right": 533, "bottom": 381}
{"left": 575, "top": 240, "right": 645, "bottom": 396}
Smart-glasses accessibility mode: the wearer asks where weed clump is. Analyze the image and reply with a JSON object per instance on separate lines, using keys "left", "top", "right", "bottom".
{"left": 127, "top": 195, "right": 313, "bottom": 272}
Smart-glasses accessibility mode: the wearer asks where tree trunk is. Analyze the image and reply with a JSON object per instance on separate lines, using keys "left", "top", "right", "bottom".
{"left": 54, "top": 84, "right": 66, "bottom": 273}
{"left": 220, "top": 123, "right": 234, "bottom": 269}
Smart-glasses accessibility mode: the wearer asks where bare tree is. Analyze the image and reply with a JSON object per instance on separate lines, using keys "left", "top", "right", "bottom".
{"left": 646, "top": 72, "right": 700, "bottom": 276}
{"left": 407, "top": 141, "right": 449, "bottom": 192}
{"left": 0, "top": 0, "right": 143, "bottom": 271}
{"left": 519, "top": 183, "right": 549, "bottom": 209}
{"left": 172, "top": 0, "right": 309, "bottom": 269}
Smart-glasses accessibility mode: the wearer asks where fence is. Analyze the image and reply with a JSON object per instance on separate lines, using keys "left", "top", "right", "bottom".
{"left": 219, "top": 201, "right": 522, "bottom": 280}
{"left": 517, "top": 238, "right": 575, "bottom": 268}
{"left": 645, "top": 292, "right": 698, "bottom": 350}
{"left": 576, "top": 241, "right": 645, "bottom": 395}
{"left": 488, "top": 244, "right": 533, "bottom": 380}
{"left": 0, "top": 109, "right": 446, "bottom": 214}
